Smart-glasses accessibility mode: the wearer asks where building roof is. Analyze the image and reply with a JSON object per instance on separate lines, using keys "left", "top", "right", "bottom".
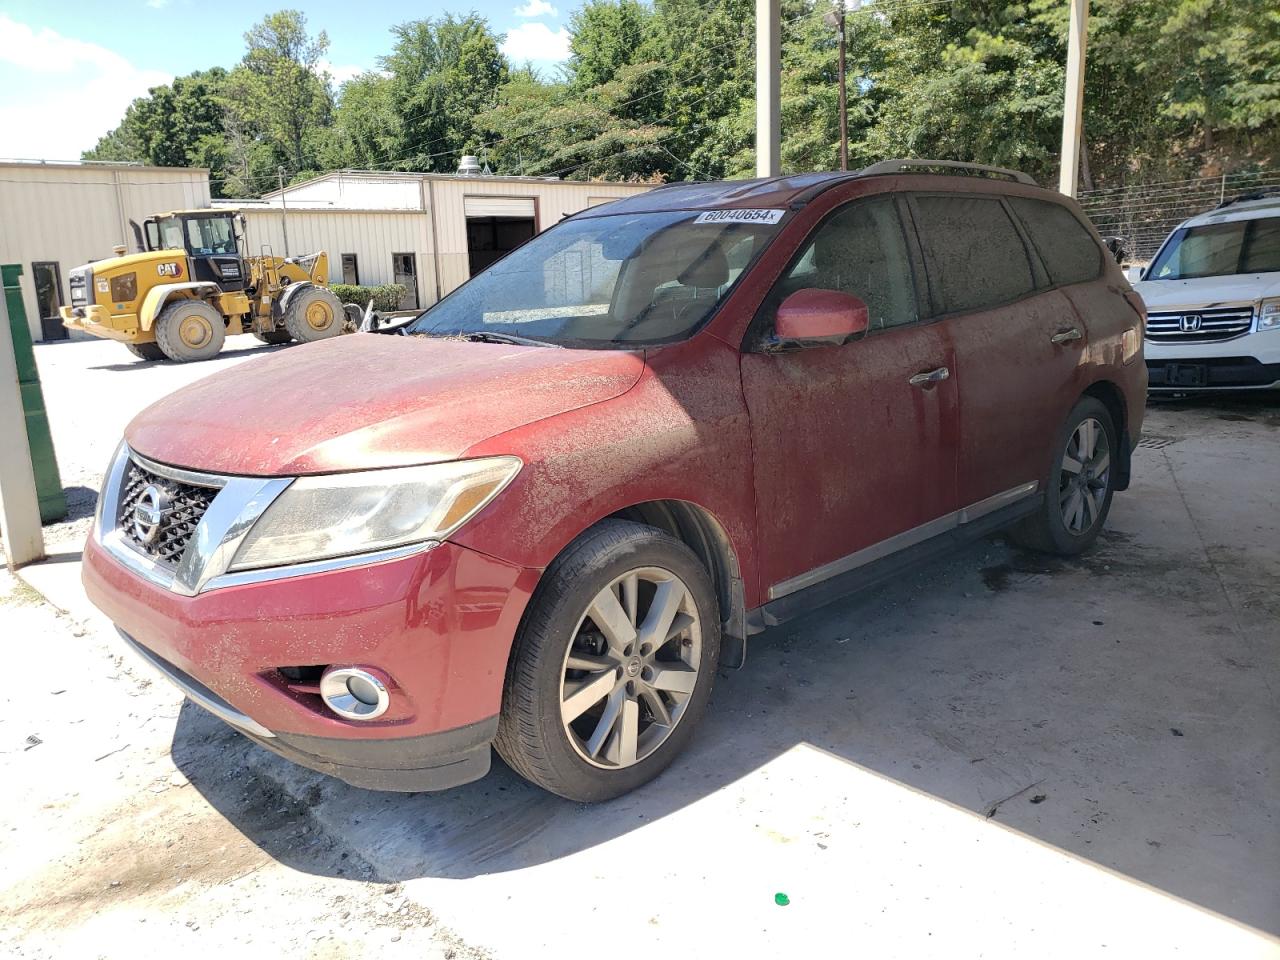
{"left": 261, "top": 168, "right": 654, "bottom": 200}
{"left": 0, "top": 159, "right": 209, "bottom": 175}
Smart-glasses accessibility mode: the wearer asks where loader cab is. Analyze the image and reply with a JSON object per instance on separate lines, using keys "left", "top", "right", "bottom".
{"left": 143, "top": 211, "right": 247, "bottom": 293}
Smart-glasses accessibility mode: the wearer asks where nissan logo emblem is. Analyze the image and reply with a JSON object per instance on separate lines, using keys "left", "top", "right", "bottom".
{"left": 132, "top": 484, "right": 173, "bottom": 546}
{"left": 1180, "top": 314, "right": 1203, "bottom": 332}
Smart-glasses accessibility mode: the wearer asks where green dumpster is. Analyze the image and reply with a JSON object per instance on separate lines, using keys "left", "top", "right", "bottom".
{"left": 2, "top": 264, "right": 67, "bottom": 524}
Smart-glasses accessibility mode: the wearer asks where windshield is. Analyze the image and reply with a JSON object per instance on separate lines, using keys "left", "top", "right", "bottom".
{"left": 407, "top": 210, "right": 778, "bottom": 346}
{"left": 158, "top": 215, "right": 238, "bottom": 256}
{"left": 1147, "top": 216, "right": 1280, "bottom": 280}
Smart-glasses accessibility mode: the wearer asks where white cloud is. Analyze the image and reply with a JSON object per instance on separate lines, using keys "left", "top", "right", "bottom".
{"left": 514, "top": 0, "right": 558, "bottom": 17}
{"left": 0, "top": 15, "right": 170, "bottom": 160}
{"left": 501, "top": 22, "right": 571, "bottom": 63}
{"left": 318, "top": 59, "right": 367, "bottom": 87}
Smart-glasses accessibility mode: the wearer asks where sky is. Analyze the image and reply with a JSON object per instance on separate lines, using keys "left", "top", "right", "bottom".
{"left": 0, "top": 0, "right": 574, "bottom": 162}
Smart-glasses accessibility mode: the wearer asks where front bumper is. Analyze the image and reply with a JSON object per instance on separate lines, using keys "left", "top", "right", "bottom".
{"left": 60, "top": 305, "right": 140, "bottom": 342}
{"left": 85, "top": 535, "right": 539, "bottom": 792}
{"left": 1145, "top": 330, "right": 1280, "bottom": 391}
{"left": 1146, "top": 357, "right": 1280, "bottom": 391}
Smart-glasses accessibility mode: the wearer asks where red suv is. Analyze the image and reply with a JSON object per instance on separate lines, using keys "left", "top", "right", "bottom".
{"left": 84, "top": 161, "right": 1147, "bottom": 801}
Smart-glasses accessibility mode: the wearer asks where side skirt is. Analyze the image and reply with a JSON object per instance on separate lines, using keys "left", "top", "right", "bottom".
{"left": 745, "top": 494, "right": 1043, "bottom": 634}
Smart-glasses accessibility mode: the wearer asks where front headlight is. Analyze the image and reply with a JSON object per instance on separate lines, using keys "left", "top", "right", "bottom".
{"left": 1258, "top": 299, "right": 1280, "bottom": 331}
{"left": 229, "top": 457, "right": 521, "bottom": 572}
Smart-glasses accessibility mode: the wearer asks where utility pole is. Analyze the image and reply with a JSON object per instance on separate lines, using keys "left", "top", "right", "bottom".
{"left": 277, "top": 165, "right": 290, "bottom": 257}
{"left": 1058, "top": 0, "right": 1088, "bottom": 197}
{"left": 824, "top": 1, "right": 858, "bottom": 171}
{"left": 756, "top": 0, "right": 781, "bottom": 178}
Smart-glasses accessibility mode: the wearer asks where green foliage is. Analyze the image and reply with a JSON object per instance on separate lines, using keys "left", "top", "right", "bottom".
{"left": 330, "top": 283, "right": 408, "bottom": 312}
{"left": 84, "top": 1, "right": 1280, "bottom": 194}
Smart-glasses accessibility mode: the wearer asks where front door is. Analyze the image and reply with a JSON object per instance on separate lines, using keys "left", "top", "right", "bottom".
{"left": 393, "top": 252, "right": 419, "bottom": 309}
{"left": 31, "top": 262, "right": 67, "bottom": 341}
{"left": 740, "top": 195, "right": 959, "bottom": 602}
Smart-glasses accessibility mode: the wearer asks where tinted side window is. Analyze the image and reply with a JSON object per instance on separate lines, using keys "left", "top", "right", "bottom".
{"left": 769, "top": 196, "right": 917, "bottom": 331}
{"left": 911, "top": 195, "right": 1036, "bottom": 314}
{"left": 1009, "top": 197, "right": 1102, "bottom": 286}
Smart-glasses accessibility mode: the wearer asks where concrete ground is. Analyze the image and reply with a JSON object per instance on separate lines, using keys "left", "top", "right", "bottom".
{"left": 2, "top": 337, "right": 1277, "bottom": 958}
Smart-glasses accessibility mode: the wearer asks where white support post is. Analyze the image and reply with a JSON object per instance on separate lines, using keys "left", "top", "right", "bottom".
{"left": 1058, "top": 0, "right": 1089, "bottom": 197}
{"left": 756, "top": 0, "right": 781, "bottom": 178}
{"left": 0, "top": 284, "right": 45, "bottom": 570}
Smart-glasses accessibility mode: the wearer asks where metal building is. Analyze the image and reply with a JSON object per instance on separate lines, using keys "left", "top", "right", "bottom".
{"left": 233, "top": 170, "right": 653, "bottom": 310}
{"left": 0, "top": 161, "right": 209, "bottom": 343}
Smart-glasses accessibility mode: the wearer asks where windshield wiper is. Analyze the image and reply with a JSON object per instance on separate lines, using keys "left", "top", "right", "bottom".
{"left": 464, "top": 331, "right": 561, "bottom": 348}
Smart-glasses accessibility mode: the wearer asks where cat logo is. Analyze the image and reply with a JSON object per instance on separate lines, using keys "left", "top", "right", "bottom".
{"left": 157, "top": 262, "right": 183, "bottom": 278}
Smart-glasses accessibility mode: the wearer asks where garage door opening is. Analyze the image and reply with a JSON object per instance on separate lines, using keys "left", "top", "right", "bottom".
{"left": 464, "top": 196, "right": 536, "bottom": 277}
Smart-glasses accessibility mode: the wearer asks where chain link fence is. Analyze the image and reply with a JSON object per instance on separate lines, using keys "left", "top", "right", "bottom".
{"left": 1077, "top": 170, "right": 1280, "bottom": 264}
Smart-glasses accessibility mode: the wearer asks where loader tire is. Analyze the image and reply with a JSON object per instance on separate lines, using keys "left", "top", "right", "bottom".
{"left": 253, "top": 328, "right": 293, "bottom": 345}
{"left": 153, "top": 299, "right": 226, "bottom": 362}
{"left": 282, "top": 286, "right": 343, "bottom": 343}
{"left": 125, "top": 342, "right": 166, "bottom": 362}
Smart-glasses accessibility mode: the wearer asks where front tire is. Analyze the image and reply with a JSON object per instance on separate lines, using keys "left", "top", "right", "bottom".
{"left": 1011, "top": 397, "right": 1117, "bottom": 556}
{"left": 153, "top": 299, "right": 226, "bottom": 362}
{"left": 495, "top": 520, "right": 720, "bottom": 802}
{"left": 282, "top": 286, "right": 344, "bottom": 343}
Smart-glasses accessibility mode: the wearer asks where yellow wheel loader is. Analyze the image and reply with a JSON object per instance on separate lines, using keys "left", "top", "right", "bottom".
{"left": 60, "top": 209, "right": 344, "bottom": 362}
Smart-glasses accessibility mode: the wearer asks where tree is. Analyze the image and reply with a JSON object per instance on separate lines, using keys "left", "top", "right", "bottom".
{"left": 568, "top": 0, "right": 652, "bottom": 90}
{"left": 375, "top": 15, "right": 509, "bottom": 172}
{"left": 84, "top": 69, "right": 235, "bottom": 193}
{"left": 231, "top": 9, "right": 333, "bottom": 176}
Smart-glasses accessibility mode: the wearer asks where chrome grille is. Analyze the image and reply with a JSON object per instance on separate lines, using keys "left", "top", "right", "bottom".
{"left": 117, "top": 459, "right": 217, "bottom": 568}
{"left": 1145, "top": 305, "right": 1253, "bottom": 343}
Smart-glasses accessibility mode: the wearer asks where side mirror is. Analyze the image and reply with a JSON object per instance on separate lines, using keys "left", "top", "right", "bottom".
{"left": 770, "top": 288, "right": 869, "bottom": 350}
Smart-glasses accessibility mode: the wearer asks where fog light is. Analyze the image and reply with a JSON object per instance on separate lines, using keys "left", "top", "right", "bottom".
{"left": 319, "top": 667, "right": 390, "bottom": 720}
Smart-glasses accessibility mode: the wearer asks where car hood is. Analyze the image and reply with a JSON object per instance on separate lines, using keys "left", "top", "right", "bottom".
{"left": 126, "top": 335, "right": 645, "bottom": 476}
{"left": 1132, "top": 271, "right": 1280, "bottom": 311}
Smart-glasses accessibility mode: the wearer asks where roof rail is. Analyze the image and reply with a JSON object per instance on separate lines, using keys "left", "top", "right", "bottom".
{"left": 1214, "top": 188, "right": 1280, "bottom": 210}
{"left": 860, "top": 158, "right": 1037, "bottom": 186}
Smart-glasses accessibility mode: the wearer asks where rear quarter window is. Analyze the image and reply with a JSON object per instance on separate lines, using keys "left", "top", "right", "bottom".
{"left": 910, "top": 195, "right": 1036, "bottom": 315}
{"left": 1008, "top": 197, "right": 1103, "bottom": 286}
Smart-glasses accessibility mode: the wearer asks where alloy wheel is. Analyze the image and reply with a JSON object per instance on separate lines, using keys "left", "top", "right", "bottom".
{"left": 559, "top": 566, "right": 702, "bottom": 769}
{"left": 1059, "top": 416, "right": 1110, "bottom": 535}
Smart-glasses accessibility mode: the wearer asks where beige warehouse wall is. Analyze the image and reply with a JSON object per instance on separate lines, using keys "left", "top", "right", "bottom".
{"left": 428, "top": 179, "right": 649, "bottom": 297}
{"left": 0, "top": 163, "right": 209, "bottom": 342}
{"left": 238, "top": 208, "right": 434, "bottom": 305}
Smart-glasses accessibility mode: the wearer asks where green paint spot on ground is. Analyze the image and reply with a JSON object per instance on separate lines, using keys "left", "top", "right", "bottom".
{"left": 774, "top": 893, "right": 790, "bottom": 906}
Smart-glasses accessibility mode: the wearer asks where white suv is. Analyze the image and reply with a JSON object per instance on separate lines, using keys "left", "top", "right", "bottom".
{"left": 1133, "top": 193, "right": 1280, "bottom": 391}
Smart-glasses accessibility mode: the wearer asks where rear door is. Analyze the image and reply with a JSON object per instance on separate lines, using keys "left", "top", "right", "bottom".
{"left": 907, "top": 192, "right": 1086, "bottom": 509}
{"left": 740, "top": 194, "right": 960, "bottom": 602}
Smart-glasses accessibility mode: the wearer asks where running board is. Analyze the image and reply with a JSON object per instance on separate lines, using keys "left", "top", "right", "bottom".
{"left": 746, "top": 493, "right": 1043, "bottom": 633}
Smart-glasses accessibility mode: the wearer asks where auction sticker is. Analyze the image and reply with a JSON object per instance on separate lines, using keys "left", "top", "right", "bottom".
{"left": 693, "top": 209, "right": 785, "bottom": 225}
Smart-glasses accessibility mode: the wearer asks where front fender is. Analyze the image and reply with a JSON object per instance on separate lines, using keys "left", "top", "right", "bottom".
{"left": 140, "top": 282, "right": 220, "bottom": 330}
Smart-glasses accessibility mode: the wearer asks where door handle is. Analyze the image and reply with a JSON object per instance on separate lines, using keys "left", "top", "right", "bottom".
{"left": 909, "top": 366, "right": 950, "bottom": 387}
{"left": 1050, "top": 327, "right": 1083, "bottom": 344}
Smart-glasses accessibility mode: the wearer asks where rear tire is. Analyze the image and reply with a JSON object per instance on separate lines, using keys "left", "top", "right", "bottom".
{"left": 125, "top": 342, "right": 166, "bottom": 362}
{"left": 282, "top": 286, "right": 344, "bottom": 343}
{"left": 495, "top": 520, "right": 720, "bottom": 802}
{"left": 253, "top": 328, "right": 293, "bottom": 345}
{"left": 153, "top": 299, "right": 226, "bottom": 362}
{"left": 1011, "top": 397, "right": 1117, "bottom": 556}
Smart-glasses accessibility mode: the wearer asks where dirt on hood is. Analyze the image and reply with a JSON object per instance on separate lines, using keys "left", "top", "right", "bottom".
{"left": 125, "top": 334, "right": 645, "bottom": 476}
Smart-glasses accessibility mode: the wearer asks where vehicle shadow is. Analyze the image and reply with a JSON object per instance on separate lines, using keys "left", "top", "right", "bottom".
{"left": 87, "top": 342, "right": 288, "bottom": 372}
{"left": 174, "top": 479, "right": 1279, "bottom": 935}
